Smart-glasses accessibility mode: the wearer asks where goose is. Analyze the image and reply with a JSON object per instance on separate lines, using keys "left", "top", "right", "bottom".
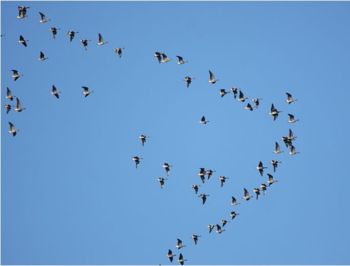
{"left": 208, "top": 224, "right": 215, "bottom": 233}
{"left": 219, "top": 176, "right": 229, "bottom": 187}
{"left": 231, "top": 87, "right": 238, "bottom": 99}
{"left": 176, "top": 238, "right": 186, "bottom": 249}
{"left": 192, "top": 184, "right": 200, "bottom": 194}
{"left": 198, "top": 168, "right": 206, "bottom": 184}
{"left": 257, "top": 161, "right": 267, "bottom": 176}
{"left": 288, "top": 113, "right": 299, "bottom": 123}
{"left": 163, "top": 162, "right": 172, "bottom": 176}
{"left": 51, "top": 85, "right": 60, "bottom": 99}
{"left": 12, "top": 70, "right": 22, "bottom": 81}
{"left": 269, "top": 103, "right": 282, "bottom": 121}
{"left": 231, "top": 196, "right": 240, "bottom": 206}
{"left": 220, "top": 89, "right": 230, "bottom": 98}
{"left": 178, "top": 253, "right": 187, "bottom": 265}
{"left": 114, "top": 47, "right": 124, "bottom": 58}
{"left": 208, "top": 70, "right": 217, "bottom": 84}
{"left": 80, "top": 39, "right": 91, "bottom": 50}
{"left": 206, "top": 169, "right": 215, "bottom": 180}
{"left": 14, "top": 97, "right": 25, "bottom": 112}
{"left": 8, "top": 122, "right": 17, "bottom": 136}
{"left": 221, "top": 219, "right": 229, "bottom": 227}
{"left": 154, "top": 52, "right": 162, "bottom": 63}
{"left": 176, "top": 55, "right": 187, "bottom": 64}
{"left": 139, "top": 134, "right": 148, "bottom": 146}
{"left": 215, "top": 224, "right": 225, "bottom": 234}
{"left": 184, "top": 76, "right": 192, "bottom": 88}
{"left": 39, "top": 12, "right": 50, "bottom": 23}
{"left": 252, "top": 98, "right": 262, "bottom": 108}
{"left": 17, "top": 6, "right": 30, "bottom": 19}
{"left": 230, "top": 211, "right": 239, "bottom": 220}
{"left": 260, "top": 183, "right": 267, "bottom": 194}
{"left": 19, "top": 35, "right": 28, "bottom": 47}
{"left": 6, "top": 87, "right": 14, "bottom": 101}
{"left": 253, "top": 188, "right": 260, "bottom": 200}
{"left": 158, "top": 177, "right": 167, "bottom": 189}
{"left": 38, "top": 51, "right": 48, "bottom": 61}
{"left": 67, "top": 30, "right": 78, "bottom": 42}
{"left": 5, "top": 104, "right": 11, "bottom": 114}
{"left": 199, "top": 193, "right": 209, "bottom": 205}
{"left": 192, "top": 234, "right": 201, "bottom": 245}
{"left": 289, "top": 145, "right": 300, "bottom": 155}
{"left": 274, "top": 142, "right": 283, "bottom": 154}
{"left": 243, "top": 188, "right": 251, "bottom": 201}
{"left": 286, "top": 92, "right": 297, "bottom": 104}
{"left": 199, "top": 116, "right": 209, "bottom": 125}
{"left": 267, "top": 173, "right": 278, "bottom": 186}
{"left": 282, "top": 136, "right": 293, "bottom": 148}
{"left": 245, "top": 103, "right": 253, "bottom": 111}
{"left": 270, "top": 160, "right": 281, "bottom": 172}
{"left": 238, "top": 90, "right": 248, "bottom": 102}
{"left": 97, "top": 33, "right": 108, "bottom": 46}
{"left": 82, "top": 86, "right": 93, "bottom": 97}
{"left": 288, "top": 128, "right": 297, "bottom": 141}
{"left": 167, "top": 249, "right": 176, "bottom": 263}
{"left": 50, "top": 27, "right": 60, "bottom": 39}
{"left": 132, "top": 156, "right": 142, "bottom": 168}
{"left": 161, "top": 53, "right": 171, "bottom": 63}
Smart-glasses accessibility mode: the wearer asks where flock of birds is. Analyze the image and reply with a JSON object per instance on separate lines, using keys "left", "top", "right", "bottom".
{"left": 4, "top": 6, "right": 300, "bottom": 265}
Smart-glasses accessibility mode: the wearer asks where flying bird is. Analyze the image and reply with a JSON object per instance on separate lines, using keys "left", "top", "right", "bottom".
{"left": 67, "top": 30, "right": 78, "bottom": 42}
{"left": 288, "top": 113, "right": 299, "bottom": 123}
{"left": 267, "top": 173, "right": 278, "bottom": 186}
{"left": 139, "top": 134, "right": 148, "bottom": 146}
{"left": 4, "top": 104, "right": 11, "bottom": 114}
{"left": 50, "top": 27, "right": 59, "bottom": 39}
{"left": 132, "top": 156, "right": 142, "bottom": 168}
{"left": 206, "top": 169, "right": 215, "bottom": 180}
{"left": 82, "top": 86, "right": 93, "bottom": 97}
{"left": 17, "top": 6, "right": 30, "bottom": 19}
{"left": 273, "top": 142, "right": 283, "bottom": 154}
{"left": 231, "top": 196, "right": 240, "bottom": 206}
{"left": 114, "top": 47, "right": 124, "bottom": 58}
{"left": 18, "top": 35, "right": 28, "bottom": 47}
{"left": 158, "top": 177, "right": 166, "bottom": 189}
{"left": 6, "top": 87, "right": 14, "bottom": 101}
{"left": 14, "top": 97, "right": 25, "bottom": 112}
{"left": 253, "top": 188, "right": 261, "bottom": 200}
{"left": 184, "top": 76, "right": 192, "bottom": 88}
{"left": 220, "top": 89, "right": 230, "bottom": 98}
{"left": 97, "top": 33, "right": 108, "bottom": 45}
{"left": 208, "top": 70, "right": 217, "bottom": 84}
{"left": 230, "top": 211, "right": 239, "bottom": 219}
{"left": 257, "top": 161, "right": 267, "bottom": 176}
{"left": 8, "top": 122, "right": 17, "bottom": 136}
{"left": 163, "top": 162, "right": 172, "bottom": 176}
{"left": 38, "top": 51, "right": 48, "bottom": 61}
{"left": 245, "top": 103, "right": 253, "bottom": 111}
{"left": 286, "top": 92, "right": 297, "bottom": 104}
{"left": 192, "top": 234, "right": 201, "bottom": 245}
{"left": 51, "top": 85, "right": 60, "bottom": 99}
{"left": 178, "top": 253, "right": 186, "bottom": 265}
{"left": 199, "top": 116, "right": 209, "bottom": 125}
{"left": 238, "top": 90, "right": 248, "bottom": 102}
{"left": 160, "top": 53, "right": 170, "bottom": 63}
{"left": 270, "top": 160, "right": 281, "bottom": 172}
{"left": 199, "top": 193, "right": 209, "bottom": 205}
{"left": 260, "top": 183, "right": 267, "bottom": 194}
{"left": 11, "top": 69, "right": 22, "bottom": 81}
{"left": 198, "top": 168, "right": 206, "bottom": 184}
{"left": 154, "top": 52, "right": 162, "bottom": 63}
{"left": 289, "top": 145, "right": 299, "bottom": 155}
{"left": 81, "top": 39, "right": 91, "bottom": 50}
{"left": 221, "top": 219, "right": 229, "bottom": 227}
{"left": 269, "top": 103, "right": 282, "bottom": 121}
{"left": 192, "top": 184, "right": 200, "bottom": 194}
{"left": 243, "top": 188, "right": 251, "bottom": 201}
{"left": 39, "top": 12, "right": 50, "bottom": 23}
{"left": 208, "top": 224, "right": 215, "bottom": 233}
{"left": 176, "top": 238, "right": 185, "bottom": 249}
{"left": 215, "top": 224, "right": 225, "bottom": 234}
{"left": 176, "top": 55, "right": 186, "bottom": 64}
{"left": 252, "top": 98, "right": 262, "bottom": 108}
{"left": 231, "top": 87, "right": 238, "bottom": 98}
{"left": 219, "top": 176, "right": 228, "bottom": 187}
{"left": 167, "top": 249, "right": 176, "bottom": 263}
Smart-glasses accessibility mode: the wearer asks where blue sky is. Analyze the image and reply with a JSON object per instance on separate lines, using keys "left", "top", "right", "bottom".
{"left": 2, "top": 1, "right": 350, "bottom": 264}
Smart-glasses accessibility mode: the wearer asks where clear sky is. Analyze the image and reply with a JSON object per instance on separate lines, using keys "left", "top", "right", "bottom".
{"left": 2, "top": 1, "right": 350, "bottom": 265}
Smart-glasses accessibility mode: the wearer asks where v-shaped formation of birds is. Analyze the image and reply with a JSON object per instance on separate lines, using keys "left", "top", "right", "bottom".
{"left": 5, "top": 6, "right": 300, "bottom": 265}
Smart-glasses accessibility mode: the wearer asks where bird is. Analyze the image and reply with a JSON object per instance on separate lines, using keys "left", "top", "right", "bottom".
{"left": 67, "top": 30, "right": 78, "bottom": 42}
{"left": 269, "top": 103, "right": 282, "bottom": 121}
{"left": 260, "top": 183, "right": 267, "bottom": 194}
{"left": 219, "top": 176, "right": 228, "bottom": 187}
{"left": 6, "top": 87, "right": 14, "bottom": 101}
{"left": 208, "top": 70, "right": 217, "bottom": 84}
{"left": 238, "top": 90, "right": 248, "bottom": 102}
{"left": 273, "top": 142, "right": 283, "bottom": 154}
{"left": 230, "top": 211, "right": 239, "bottom": 219}
{"left": 11, "top": 70, "right": 22, "bottom": 81}
{"left": 245, "top": 103, "right": 253, "bottom": 111}
{"left": 132, "top": 156, "right": 142, "bottom": 168}
{"left": 253, "top": 188, "right": 261, "bottom": 200}
{"left": 184, "top": 76, "right": 192, "bottom": 88}
{"left": 286, "top": 92, "right": 297, "bottom": 104}
{"left": 219, "top": 89, "right": 230, "bottom": 98}
{"left": 192, "top": 184, "right": 200, "bottom": 194}
{"left": 252, "top": 98, "right": 262, "bottom": 108}
{"left": 163, "top": 162, "right": 172, "bottom": 176}
{"left": 199, "top": 116, "right": 209, "bottom": 125}
{"left": 231, "top": 196, "right": 240, "bottom": 206}
{"left": 176, "top": 55, "right": 187, "bottom": 64}
{"left": 39, "top": 12, "right": 50, "bottom": 23}
{"left": 257, "top": 161, "right": 267, "bottom": 176}
{"left": 178, "top": 253, "right": 186, "bottom": 265}
{"left": 158, "top": 177, "right": 167, "bottom": 189}
{"left": 267, "top": 173, "right": 278, "bottom": 186}
{"left": 154, "top": 52, "right": 162, "bottom": 63}
{"left": 17, "top": 6, "right": 30, "bottom": 19}
{"left": 243, "top": 188, "right": 251, "bottom": 201}
{"left": 289, "top": 145, "right": 299, "bottom": 155}
{"left": 82, "top": 86, "right": 93, "bottom": 97}
{"left": 206, "top": 169, "right": 215, "bottom": 180}
{"left": 198, "top": 168, "right": 206, "bottom": 184}
{"left": 80, "top": 39, "right": 91, "bottom": 50}
{"left": 215, "top": 224, "right": 225, "bottom": 234}
{"left": 18, "top": 35, "right": 28, "bottom": 47}
{"left": 288, "top": 113, "right": 299, "bottom": 123}
{"left": 192, "top": 234, "right": 201, "bottom": 245}
{"left": 270, "top": 160, "right": 281, "bottom": 172}
{"left": 176, "top": 238, "right": 185, "bottom": 249}
{"left": 139, "top": 134, "right": 148, "bottom": 146}
{"left": 114, "top": 47, "right": 124, "bottom": 58}
{"left": 199, "top": 193, "right": 209, "bottom": 205}
{"left": 287, "top": 128, "right": 297, "bottom": 141}
{"left": 282, "top": 136, "right": 293, "bottom": 148}
{"left": 14, "top": 97, "right": 25, "bottom": 112}
{"left": 231, "top": 87, "right": 238, "bottom": 99}
{"left": 97, "top": 33, "right": 108, "bottom": 46}
{"left": 50, "top": 27, "right": 59, "bottom": 39}
{"left": 51, "top": 85, "right": 60, "bottom": 99}
{"left": 38, "top": 51, "right": 48, "bottom": 61}
{"left": 221, "top": 219, "right": 229, "bottom": 227}
{"left": 8, "top": 122, "right": 17, "bottom": 136}
{"left": 160, "top": 53, "right": 170, "bottom": 63}
{"left": 4, "top": 104, "right": 11, "bottom": 114}
{"left": 167, "top": 249, "right": 176, "bottom": 263}
{"left": 208, "top": 224, "right": 215, "bottom": 233}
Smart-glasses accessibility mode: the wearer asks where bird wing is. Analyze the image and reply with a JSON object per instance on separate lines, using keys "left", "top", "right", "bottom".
{"left": 98, "top": 33, "right": 103, "bottom": 42}
{"left": 39, "top": 12, "right": 45, "bottom": 20}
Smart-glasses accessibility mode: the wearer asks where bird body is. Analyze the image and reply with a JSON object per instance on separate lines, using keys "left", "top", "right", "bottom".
{"left": 199, "top": 193, "right": 209, "bottom": 205}
{"left": 243, "top": 188, "right": 251, "bottom": 201}
{"left": 132, "top": 156, "right": 142, "bottom": 168}
{"left": 192, "top": 234, "right": 201, "bottom": 245}
{"left": 8, "top": 122, "right": 17, "bottom": 136}
{"left": 271, "top": 160, "right": 281, "bottom": 172}
{"left": 269, "top": 103, "right": 281, "bottom": 121}
{"left": 82, "top": 86, "right": 93, "bottom": 97}
{"left": 176, "top": 55, "right": 186, "bottom": 64}
{"left": 6, "top": 87, "right": 14, "bottom": 101}
{"left": 50, "top": 27, "right": 59, "bottom": 39}
{"left": 39, "top": 51, "right": 48, "bottom": 61}
{"left": 97, "top": 33, "right": 108, "bottom": 45}
{"left": 19, "top": 35, "right": 28, "bottom": 47}
{"left": 208, "top": 70, "right": 217, "bottom": 84}
{"left": 257, "top": 161, "right": 267, "bottom": 176}
{"left": 238, "top": 90, "right": 248, "bottom": 102}
{"left": 167, "top": 249, "right": 176, "bottom": 263}
{"left": 114, "top": 47, "right": 124, "bottom": 57}
{"left": 274, "top": 142, "right": 283, "bottom": 154}
{"left": 163, "top": 162, "right": 172, "bottom": 176}
{"left": 267, "top": 173, "right": 278, "bottom": 186}
{"left": 199, "top": 116, "right": 209, "bottom": 125}
{"left": 11, "top": 70, "right": 22, "bottom": 81}
{"left": 184, "top": 76, "right": 192, "bottom": 88}
{"left": 39, "top": 12, "right": 50, "bottom": 23}
{"left": 288, "top": 113, "right": 299, "bottom": 123}
{"left": 51, "top": 85, "right": 60, "bottom": 99}
{"left": 14, "top": 97, "right": 25, "bottom": 112}
{"left": 286, "top": 92, "right": 297, "bottom": 104}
